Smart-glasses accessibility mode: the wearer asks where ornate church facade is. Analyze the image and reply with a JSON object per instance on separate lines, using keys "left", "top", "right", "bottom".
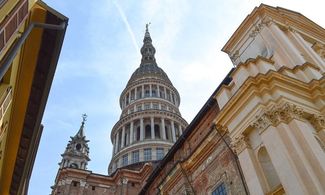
{"left": 51, "top": 4, "right": 325, "bottom": 195}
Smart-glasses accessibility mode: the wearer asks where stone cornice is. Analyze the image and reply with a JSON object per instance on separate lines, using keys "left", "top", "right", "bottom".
{"left": 214, "top": 70, "right": 324, "bottom": 130}
{"left": 222, "top": 4, "right": 325, "bottom": 55}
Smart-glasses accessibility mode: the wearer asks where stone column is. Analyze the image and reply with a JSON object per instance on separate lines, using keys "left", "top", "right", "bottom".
{"left": 142, "top": 85, "right": 144, "bottom": 98}
{"left": 135, "top": 87, "right": 137, "bottom": 100}
{"left": 157, "top": 85, "right": 160, "bottom": 98}
{"left": 140, "top": 118, "right": 144, "bottom": 141}
{"left": 252, "top": 104, "right": 318, "bottom": 194}
{"left": 128, "top": 92, "right": 131, "bottom": 103}
{"left": 161, "top": 118, "right": 166, "bottom": 140}
{"left": 171, "top": 120, "right": 176, "bottom": 142}
{"left": 116, "top": 132, "right": 120, "bottom": 153}
{"left": 112, "top": 138, "right": 116, "bottom": 154}
{"left": 164, "top": 87, "right": 167, "bottom": 99}
{"left": 260, "top": 125, "right": 310, "bottom": 194}
{"left": 232, "top": 135, "right": 267, "bottom": 195}
{"left": 268, "top": 21, "right": 305, "bottom": 67}
{"left": 149, "top": 84, "right": 152, "bottom": 97}
{"left": 121, "top": 126, "right": 125, "bottom": 148}
{"left": 289, "top": 30, "right": 325, "bottom": 71}
{"left": 178, "top": 124, "right": 182, "bottom": 135}
{"left": 130, "top": 121, "right": 134, "bottom": 144}
{"left": 151, "top": 117, "right": 155, "bottom": 139}
{"left": 288, "top": 118, "right": 325, "bottom": 193}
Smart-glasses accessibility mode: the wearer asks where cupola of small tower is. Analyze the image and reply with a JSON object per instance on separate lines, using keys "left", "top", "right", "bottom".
{"left": 59, "top": 114, "right": 90, "bottom": 170}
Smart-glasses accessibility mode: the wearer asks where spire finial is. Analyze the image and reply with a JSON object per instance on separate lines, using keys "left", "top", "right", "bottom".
{"left": 146, "top": 23, "right": 151, "bottom": 32}
{"left": 82, "top": 113, "right": 87, "bottom": 124}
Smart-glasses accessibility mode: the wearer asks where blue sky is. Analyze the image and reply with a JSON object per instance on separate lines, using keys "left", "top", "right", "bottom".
{"left": 29, "top": 0, "right": 325, "bottom": 194}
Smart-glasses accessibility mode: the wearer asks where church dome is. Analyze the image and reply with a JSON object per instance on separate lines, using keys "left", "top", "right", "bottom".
{"left": 127, "top": 64, "right": 172, "bottom": 85}
{"left": 108, "top": 25, "right": 188, "bottom": 175}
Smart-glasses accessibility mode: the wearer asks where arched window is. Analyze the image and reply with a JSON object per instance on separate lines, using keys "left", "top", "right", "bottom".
{"left": 136, "top": 127, "right": 140, "bottom": 141}
{"left": 165, "top": 126, "right": 171, "bottom": 141}
{"left": 258, "top": 147, "right": 281, "bottom": 190}
{"left": 154, "top": 125, "right": 160, "bottom": 139}
{"left": 76, "top": 143, "right": 81, "bottom": 151}
{"left": 145, "top": 125, "right": 151, "bottom": 139}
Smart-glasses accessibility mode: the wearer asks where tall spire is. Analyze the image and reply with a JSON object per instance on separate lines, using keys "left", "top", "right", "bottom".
{"left": 140, "top": 23, "right": 156, "bottom": 66}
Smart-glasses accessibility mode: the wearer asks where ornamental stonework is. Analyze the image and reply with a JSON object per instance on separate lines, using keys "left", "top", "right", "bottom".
{"left": 312, "top": 42, "right": 325, "bottom": 59}
{"left": 308, "top": 114, "right": 325, "bottom": 132}
{"left": 252, "top": 103, "right": 304, "bottom": 133}
{"left": 231, "top": 134, "right": 250, "bottom": 154}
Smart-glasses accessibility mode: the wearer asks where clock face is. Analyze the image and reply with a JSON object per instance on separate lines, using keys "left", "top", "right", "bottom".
{"left": 76, "top": 143, "right": 81, "bottom": 151}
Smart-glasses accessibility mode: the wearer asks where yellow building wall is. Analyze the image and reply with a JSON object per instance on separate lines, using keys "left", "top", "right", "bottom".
{"left": 0, "top": 1, "right": 47, "bottom": 193}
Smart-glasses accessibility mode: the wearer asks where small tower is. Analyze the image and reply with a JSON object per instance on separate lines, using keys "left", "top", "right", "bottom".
{"left": 59, "top": 114, "right": 90, "bottom": 170}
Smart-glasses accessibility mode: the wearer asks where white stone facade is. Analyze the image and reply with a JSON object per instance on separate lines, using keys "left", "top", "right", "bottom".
{"left": 218, "top": 5, "right": 325, "bottom": 195}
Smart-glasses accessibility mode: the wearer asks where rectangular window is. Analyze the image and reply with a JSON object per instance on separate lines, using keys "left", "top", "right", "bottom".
{"left": 122, "top": 154, "right": 128, "bottom": 166}
{"left": 212, "top": 183, "right": 227, "bottom": 195}
{"left": 156, "top": 148, "right": 164, "bottom": 160}
{"left": 144, "top": 148, "right": 152, "bottom": 161}
{"left": 137, "top": 105, "right": 142, "bottom": 111}
{"left": 132, "top": 150, "right": 139, "bottom": 163}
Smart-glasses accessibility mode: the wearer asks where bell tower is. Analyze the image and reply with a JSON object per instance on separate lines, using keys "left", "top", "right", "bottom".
{"left": 59, "top": 114, "right": 90, "bottom": 170}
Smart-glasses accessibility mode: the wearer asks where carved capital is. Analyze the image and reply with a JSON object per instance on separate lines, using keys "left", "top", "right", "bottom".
{"left": 231, "top": 134, "right": 250, "bottom": 154}
{"left": 312, "top": 42, "right": 325, "bottom": 59}
{"left": 308, "top": 114, "right": 325, "bottom": 132}
{"left": 252, "top": 103, "right": 304, "bottom": 133}
{"left": 261, "top": 16, "right": 273, "bottom": 27}
{"left": 122, "top": 178, "right": 128, "bottom": 184}
{"left": 230, "top": 50, "right": 240, "bottom": 64}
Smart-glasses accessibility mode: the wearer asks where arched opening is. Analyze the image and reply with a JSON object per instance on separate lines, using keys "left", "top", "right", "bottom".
{"left": 135, "top": 127, "right": 140, "bottom": 141}
{"left": 154, "top": 125, "right": 160, "bottom": 139}
{"left": 145, "top": 125, "right": 151, "bottom": 139}
{"left": 258, "top": 147, "right": 281, "bottom": 190}
{"left": 76, "top": 143, "right": 81, "bottom": 151}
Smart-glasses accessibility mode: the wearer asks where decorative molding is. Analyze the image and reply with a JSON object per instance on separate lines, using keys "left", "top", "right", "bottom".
{"left": 308, "top": 114, "right": 325, "bottom": 132}
{"left": 252, "top": 103, "right": 304, "bottom": 133}
{"left": 312, "top": 42, "right": 325, "bottom": 59}
{"left": 231, "top": 134, "right": 250, "bottom": 154}
{"left": 230, "top": 50, "right": 240, "bottom": 64}
{"left": 261, "top": 16, "right": 273, "bottom": 27}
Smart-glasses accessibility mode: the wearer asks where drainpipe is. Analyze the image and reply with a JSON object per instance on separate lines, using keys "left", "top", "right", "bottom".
{"left": 0, "top": 22, "right": 67, "bottom": 81}
{"left": 213, "top": 124, "right": 250, "bottom": 195}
